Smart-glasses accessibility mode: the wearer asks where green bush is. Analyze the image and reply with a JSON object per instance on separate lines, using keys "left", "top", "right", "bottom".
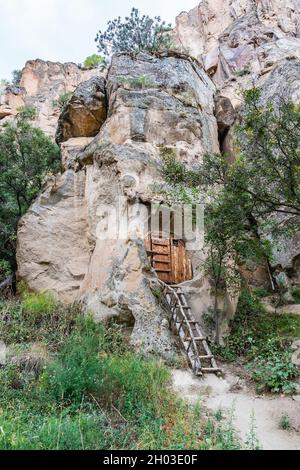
{"left": 212, "top": 289, "right": 300, "bottom": 394}
{"left": 279, "top": 414, "right": 290, "bottom": 430}
{"left": 250, "top": 352, "right": 298, "bottom": 394}
{"left": 83, "top": 54, "right": 106, "bottom": 69}
{"left": 95, "top": 8, "right": 172, "bottom": 57}
{"left": 291, "top": 287, "right": 300, "bottom": 304}
{"left": 53, "top": 92, "right": 73, "bottom": 111}
{"left": 0, "top": 299, "right": 241, "bottom": 450}
{"left": 21, "top": 291, "right": 57, "bottom": 318}
{"left": 17, "top": 105, "right": 37, "bottom": 121}
{"left": 253, "top": 287, "right": 270, "bottom": 298}
{"left": 0, "top": 295, "right": 78, "bottom": 346}
{"left": 12, "top": 70, "right": 22, "bottom": 86}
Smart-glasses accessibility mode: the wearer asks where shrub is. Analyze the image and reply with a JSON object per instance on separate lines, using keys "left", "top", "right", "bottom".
{"left": 249, "top": 352, "right": 298, "bottom": 394}
{"left": 119, "top": 74, "right": 155, "bottom": 89}
{"left": 95, "top": 8, "right": 172, "bottom": 57}
{"left": 291, "top": 287, "right": 300, "bottom": 304}
{"left": 0, "top": 259, "right": 11, "bottom": 281}
{"left": 0, "top": 295, "right": 78, "bottom": 347}
{"left": 279, "top": 414, "right": 290, "bottom": 430}
{"left": 21, "top": 291, "right": 57, "bottom": 318}
{"left": 17, "top": 105, "right": 37, "bottom": 121}
{"left": 83, "top": 54, "right": 106, "bottom": 69}
{"left": 53, "top": 92, "right": 73, "bottom": 111}
{"left": 12, "top": 70, "right": 22, "bottom": 86}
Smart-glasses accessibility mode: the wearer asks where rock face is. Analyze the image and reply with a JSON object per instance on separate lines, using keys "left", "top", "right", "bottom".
{"left": 56, "top": 76, "right": 107, "bottom": 144}
{"left": 17, "top": 52, "right": 219, "bottom": 356}
{"left": 172, "top": 0, "right": 300, "bottom": 285}
{"left": 173, "top": 1, "right": 300, "bottom": 80}
{"left": 0, "top": 60, "right": 99, "bottom": 138}
{"left": 16, "top": 1, "right": 300, "bottom": 353}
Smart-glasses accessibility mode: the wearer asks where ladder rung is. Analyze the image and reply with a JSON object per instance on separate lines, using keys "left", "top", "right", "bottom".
{"left": 155, "top": 268, "right": 171, "bottom": 272}
{"left": 200, "top": 368, "right": 221, "bottom": 372}
{"left": 184, "top": 336, "right": 205, "bottom": 341}
{"left": 199, "top": 355, "right": 213, "bottom": 359}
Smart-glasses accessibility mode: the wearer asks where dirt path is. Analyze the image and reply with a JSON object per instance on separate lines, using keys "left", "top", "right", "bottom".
{"left": 172, "top": 369, "right": 300, "bottom": 450}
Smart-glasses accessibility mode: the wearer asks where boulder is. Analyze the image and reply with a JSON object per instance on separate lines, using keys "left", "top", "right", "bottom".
{"left": 56, "top": 76, "right": 107, "bottom": 144}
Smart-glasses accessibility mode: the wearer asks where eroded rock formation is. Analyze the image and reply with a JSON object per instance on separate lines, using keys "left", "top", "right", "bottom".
{"left": 17, "top": 52, "right": 219, "bottom": 356}
{"left": 0, "top": 60, "right": 99, "bottom": 137}
{"left": 16, "top": 1, "right": 300, "bottom": 352}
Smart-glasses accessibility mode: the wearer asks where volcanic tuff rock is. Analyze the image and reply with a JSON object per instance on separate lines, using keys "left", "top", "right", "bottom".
{"left": 16, "top": 1, "right": 300, "bottom": 352}
{"left": 0, "top": 60, "right": 99, "bottom": 138}
{"left": 17, "top": 52, "right": 220, "bottom": 356}
{"left": 56, "top": 76, "right": 107, "bottom": 144}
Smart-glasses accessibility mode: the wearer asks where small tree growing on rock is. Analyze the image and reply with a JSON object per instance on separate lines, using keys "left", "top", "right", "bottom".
{"left": 95, "top": 7, "right": 172, "bottom": 58}
{"left": 83, "top": 54, "right": 106, "bottom": 70}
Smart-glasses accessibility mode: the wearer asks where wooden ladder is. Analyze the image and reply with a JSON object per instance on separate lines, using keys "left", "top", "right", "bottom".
{"left": 159, "top": 281, "right": 221, "bottom": 377}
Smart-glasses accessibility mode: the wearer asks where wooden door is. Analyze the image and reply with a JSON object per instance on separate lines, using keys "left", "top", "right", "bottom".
{"left": 145, "top": 236, "right": 192, "bottom": 284}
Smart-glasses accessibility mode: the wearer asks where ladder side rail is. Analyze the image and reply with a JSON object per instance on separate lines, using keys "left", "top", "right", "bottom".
{"left": 160, "top": 281, "right": 202, "bottom": 374}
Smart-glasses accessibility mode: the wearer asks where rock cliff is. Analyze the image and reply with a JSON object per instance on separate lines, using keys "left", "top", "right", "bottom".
{"left": 16, "top": 1, "right": 300, "bottom": 353}
{"left": 0, "top": 60, "right": 98, "bottom": 138}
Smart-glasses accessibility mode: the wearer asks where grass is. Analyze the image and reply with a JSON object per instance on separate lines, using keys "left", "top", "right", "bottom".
{"left": 212, "top": 289, "right": 300, "bottom": 394}
{"left": 0, "top": 293, "right": 240, "bottom": 450}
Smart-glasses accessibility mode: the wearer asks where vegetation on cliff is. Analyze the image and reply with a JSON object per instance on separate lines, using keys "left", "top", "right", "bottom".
{"left": 95, "top": 7, "right": 172, "bottom": 58}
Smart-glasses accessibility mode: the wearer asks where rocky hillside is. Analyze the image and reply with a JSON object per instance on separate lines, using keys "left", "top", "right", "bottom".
{"left": 14, "top": 0, "right": 300, "bottom": 356}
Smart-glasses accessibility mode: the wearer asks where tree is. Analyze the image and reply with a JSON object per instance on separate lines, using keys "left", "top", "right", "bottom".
{"left": 12, "top": 69, "right": 22, "bottom": 86}
{"left": 230, "top": 89, "right": 300, "bottom": 220}
{"left": 95, "top": 7, "right": 172, "bottom": 58}
{"left": 0, "top": 106, "right": 60, "bottom": 280}
{"left": 160, "top": 88, "right": 300, "bottom": 340}
{"left": 83, "top": 54, "right": 106, "bottom": 70}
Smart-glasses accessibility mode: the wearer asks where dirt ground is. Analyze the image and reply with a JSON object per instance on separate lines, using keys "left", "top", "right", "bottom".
{"left": 171, "top": 366, "right": 300, "bottom": 450}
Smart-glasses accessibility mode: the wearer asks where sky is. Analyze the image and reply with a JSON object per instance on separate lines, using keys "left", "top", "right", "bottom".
{"left": 0, "top": 0, "right": 198, "bottom": 80}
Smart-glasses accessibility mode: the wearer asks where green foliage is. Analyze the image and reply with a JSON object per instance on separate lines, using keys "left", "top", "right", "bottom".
{"left": 0, "top": 298, "right": 240, "bottom": 450}
{"left": 95, "top": 7, "right": 172, "bottom": 57}
{"left": 279, "top": 414, "right": 290, "bottom": 430}
{"left": 0, "top": 294, "right": 77, "bottom": 347}
{"left": 0, "top": 109, "right": 60, "bottom": 272}
{"left": 83, "top": 54, "right": 106, "bottom": 69}
{"left": 0, "top": 259, "right": 11, "bottom": 280}
{"left": 53, "top": 92, "right": 73, "bottom": 111}
{"left": 250, "top": 352, "right": 298, "bottom": 394}
{"left": 291, "top": 287, "right": 300, "bottom": 304}
{"left": 12, "top": 69, "right": 22, "bottom": 86}
{"left": 212, "top": 289, "right": 300, "bottom": 393}
{"left": 17, "top": 105, "right": 37, "bottom": 121}
{"left": 253, "top": 287, "right": 270, "bottom": 298}
{"left": 21, "top": 291, "right": 58, "bottom": 318}
{"left": 245, "top": 412, "right": 261, "bottom": 450}
{"left": 119, "top": 74, "right": 155, "bottom": 89}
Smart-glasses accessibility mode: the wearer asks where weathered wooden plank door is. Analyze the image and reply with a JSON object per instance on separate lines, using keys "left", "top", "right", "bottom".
{"left": 145, "top": 237, "right": 172, "bottom": 283}
{"left": 145, "top": 236, "right": 192, "bottom": 284}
